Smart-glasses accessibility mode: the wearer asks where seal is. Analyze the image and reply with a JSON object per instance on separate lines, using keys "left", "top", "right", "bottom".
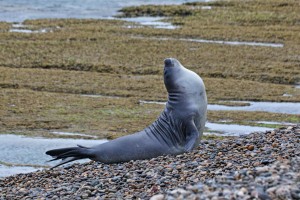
{"left": 46, "top": 58, "right": 207, "bottom": 168}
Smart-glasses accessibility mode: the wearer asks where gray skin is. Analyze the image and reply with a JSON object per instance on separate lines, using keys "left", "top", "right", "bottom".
{"left": 46, "top": 58, "right": 207, "bottom": 168}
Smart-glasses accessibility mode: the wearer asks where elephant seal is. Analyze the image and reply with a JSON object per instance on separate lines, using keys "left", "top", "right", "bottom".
{"left": 46, "top": 58, "right": 207, "bottom": 168}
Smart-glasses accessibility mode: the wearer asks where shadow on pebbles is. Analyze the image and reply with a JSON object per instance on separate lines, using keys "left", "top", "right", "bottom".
{"left": 0, "top": 125, "right": 299, "bottom": 200}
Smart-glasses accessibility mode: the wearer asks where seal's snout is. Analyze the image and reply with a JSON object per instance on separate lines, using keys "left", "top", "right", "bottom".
{"left": 164, "top": 58, "right": 174, "bottom": 67}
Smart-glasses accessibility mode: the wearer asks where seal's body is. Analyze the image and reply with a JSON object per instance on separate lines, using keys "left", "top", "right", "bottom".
{"left": 46, "top": 58, "right": 207, "bottom": 168}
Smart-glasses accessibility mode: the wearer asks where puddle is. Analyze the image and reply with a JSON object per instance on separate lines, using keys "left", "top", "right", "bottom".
{"left": 189, "top": 5, "right": 212, "bottom": 10}
{"left": 122, "top": 17, "right": 178, "bottom": 29}
{"left": 180, "top": 38, "right": 284, "bottom": 48}
{"left": 133, "top": 36, "right": 284, "bottom": 48}
{"left": 139, "top": 100, "right": 166, "bottom": 105}
{"left": 81, "top": 94, "right": 120, "bottom": 99}
{"left": 208, "top": 101, "right": 300, "bottom": 115}
{"left": 10, "top": 28, "right": 49, "bottom": 33}
{"left": 255, "top": 121, "right": 296, "bottom": 126}
{"left": 205, "top": 122, "right": 273, "bottom": 136}
{"left": 9, "top": 23, "right": 55, "bottom": 33}
{"left": 283, "top": 93, "right": 293, "bottom": 97}
{"left": 12, "top": 23, "right": 25, "bottom": 28}
{"left": 51, "top": 131, "right": 97, "bottom": 138}
{"left": 0, "top": 134, "right": 107, "bottom": 177}
{"left": 201, "top": 6, "right": 212, "bottom": 10}
{"left": 139, "top": 100, "right": 300, "bottom": 115}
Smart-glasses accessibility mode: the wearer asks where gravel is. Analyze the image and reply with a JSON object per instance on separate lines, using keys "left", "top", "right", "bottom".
{"left": 0, "top": 125, "right": 299, "bottom": 200}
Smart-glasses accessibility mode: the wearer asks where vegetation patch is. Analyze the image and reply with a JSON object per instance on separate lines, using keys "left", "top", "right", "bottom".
{"left": 0, "top": 0, "right": 299, "bottom": 139}
{"left": 1, "top": 88, "right": 298, "bottom": 139}
{"left": 118, "top": 5, "right": 194, "bottom": 17}
{"left": 0, "top": 22, "right": 10, "bottom": 32}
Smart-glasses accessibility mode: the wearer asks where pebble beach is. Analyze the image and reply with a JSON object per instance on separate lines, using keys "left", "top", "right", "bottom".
{"left": 0, "top": 125, "right": 299, "bottom": 199}
{"left": 1, "top": 0, "right": 300, "bottom": 199}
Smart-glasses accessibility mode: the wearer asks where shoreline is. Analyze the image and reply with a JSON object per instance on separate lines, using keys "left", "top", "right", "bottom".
{"left": 1, "top": 125, "right": 299, "bottom": 199}
{"left": 0, "top": 0, "right": 299, "bottom": 189}
{"left": 0, "top": 0, "right": 200, "bottom": 23}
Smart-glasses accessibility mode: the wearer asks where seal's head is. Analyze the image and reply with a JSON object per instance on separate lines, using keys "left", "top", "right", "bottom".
{"left": 163, "top": 58, "right": 203, "bottom": 95}
{"left": 163, "top": 58, "right": 207, "bottom": 138}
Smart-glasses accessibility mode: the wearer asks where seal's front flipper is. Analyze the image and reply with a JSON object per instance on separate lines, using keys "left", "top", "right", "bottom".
{"left": 184, "top": 119, "right": 200, "bottom": 152}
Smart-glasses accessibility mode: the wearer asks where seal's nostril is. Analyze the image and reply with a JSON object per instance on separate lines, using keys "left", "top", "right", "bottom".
{"left": 164, "top": 58, "right": 173, "bottom": 67}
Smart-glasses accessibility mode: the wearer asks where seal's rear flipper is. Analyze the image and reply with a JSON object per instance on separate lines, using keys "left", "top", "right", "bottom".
{"left": 46, "top": 145, "right": 93, "bottom": 169}
{"left": 48, "top": 157, "right": 79, "bottom": 169}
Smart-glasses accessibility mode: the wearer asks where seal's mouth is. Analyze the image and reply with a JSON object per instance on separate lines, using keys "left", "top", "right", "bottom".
{"left": 164, "top": 58, "right": 175, "bottom": 76}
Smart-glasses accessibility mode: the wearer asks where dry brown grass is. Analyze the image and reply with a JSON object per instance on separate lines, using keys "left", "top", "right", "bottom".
{"left": 1, "top": 67, "right": 298, "bottom": 102}
{"left": 0, "top": 22, "right": 10, "bottom": 31}
{"left": 0, "top": 0, "right": 299, "bottom": 138}
{"left": 0, "top": 88, "right": 163, "bottom": 139}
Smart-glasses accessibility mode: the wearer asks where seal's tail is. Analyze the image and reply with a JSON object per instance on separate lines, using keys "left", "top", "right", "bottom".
{"left": 46, "top": 145, "right": 92, "bottom": 169}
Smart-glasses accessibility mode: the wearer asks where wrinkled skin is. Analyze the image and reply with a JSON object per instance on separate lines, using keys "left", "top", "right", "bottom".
{"left": 46, "top": 58, "right": 207, "bottom": 168}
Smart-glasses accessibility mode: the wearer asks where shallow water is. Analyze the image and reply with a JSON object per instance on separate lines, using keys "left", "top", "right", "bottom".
{"left": 139, "top": 100, "right": 167, "bottom": 105}
{"left": 282, "top": 93, "right": 293, "bottom": 97}
{"left": 0, "top": 165, "right": 43, "bottom": 178}
{"left": 10, "top": 23, "right": 54, "bottom": 33}
{"left": 51, "top": 131, "right": 97, "bottom": 138}
{"left": 133, "top": 36, "right": 284, "bottom": 48}
{"left": 201, "top": 6, "right": 212, "bottom": 10}
{"left": 255, "top": 121, "right": 296, "bottom": 126}
{"left": 205, "top": 122, "right": 273, "bottom": 136}
{"left": 0, "top": 0, "right": 204, "bottom": 23}
{"left": 81, "top": 94, "right": 120, "bottom": 99}
{"left": 0, "top": 134, "right": 107, "bottom": 177}
{"left": 10, "top": 27, "right": 50, "bottom": 33}
{"left": 208, "top": 101, "right": 300, "bottom": 115}
{"left": 180, "top": 38, "right": 284, "bottom": 48}
{"left": 122, "top": 17, "right": 177, "bottom": 29}
{"left": 139, "top": 100, "right": 300, "bottom": 115}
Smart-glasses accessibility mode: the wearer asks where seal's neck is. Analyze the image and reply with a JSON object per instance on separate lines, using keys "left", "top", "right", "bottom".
{"left": 145, "top": 109, "right": 184, "bottom": 148}
{"left": 166, "top": 91, "right": 196, "bottom": 111}
{"left": 166, "top": 92, "right": 181, "bottom": 110}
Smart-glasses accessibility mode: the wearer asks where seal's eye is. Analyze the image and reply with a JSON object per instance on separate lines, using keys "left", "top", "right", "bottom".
{"left": 164, "top": 72, "right": 170, "bottom": 81}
